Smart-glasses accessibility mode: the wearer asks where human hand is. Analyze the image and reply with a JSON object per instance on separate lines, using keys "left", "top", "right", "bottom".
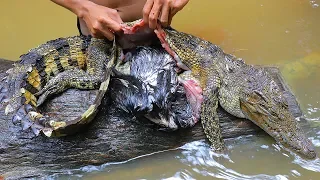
{"left": 79, "top": 1, "right": 123, "bottom": 40}
{"left": 142, "top": 0, "right": 189, "bottom": 29}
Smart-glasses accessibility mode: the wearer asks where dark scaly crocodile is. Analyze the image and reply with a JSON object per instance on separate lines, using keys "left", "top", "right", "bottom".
{"left": 121, "top": 20, "right": 317, "bottom": 159}
{"left": 0, "top": 36, "right": 117, "bottom": 137}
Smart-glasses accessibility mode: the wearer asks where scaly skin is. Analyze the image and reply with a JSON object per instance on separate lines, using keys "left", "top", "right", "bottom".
{"left": 157, "top": 27, "right": 316, "bottom": 158}
{"left": 122, "top": 20, "right": 317, "bottom": 159}
{"left": 35, "top": 38, "right": 112, "bottom": 106}
{"left": 0, "top": 36, "right": 116, "bottom": 136}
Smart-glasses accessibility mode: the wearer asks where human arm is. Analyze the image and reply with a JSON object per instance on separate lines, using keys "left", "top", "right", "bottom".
{"left": 143, "top": 0, "right": 189, "bottom": 29}
{"left": 50, "top": 0, "right": 123, "bottom": 40}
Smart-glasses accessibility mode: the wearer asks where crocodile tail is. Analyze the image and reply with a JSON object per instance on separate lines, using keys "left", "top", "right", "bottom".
{"left": 1, "top": 36, "right": 93, "bottom": 136}
{"left": 11, "top": 104, "right": 45, "bottom": 136}
{"left": 0, "top": 64, "right": 32, "bottom": 114}
{"left": 0, "top": 64, "right": 45, "bottom": 135}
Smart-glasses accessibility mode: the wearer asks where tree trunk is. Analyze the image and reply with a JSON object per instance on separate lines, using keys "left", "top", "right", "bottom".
{"left": 0, "top": 58, "right": 302, "bottom": 179}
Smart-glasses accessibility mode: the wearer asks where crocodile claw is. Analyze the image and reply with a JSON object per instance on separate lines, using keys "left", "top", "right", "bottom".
{"left": 36, "top": 88, "right": 56, "bottom": 107}
{"left": 35, "top": 79, "right": 64, "bottom": 107}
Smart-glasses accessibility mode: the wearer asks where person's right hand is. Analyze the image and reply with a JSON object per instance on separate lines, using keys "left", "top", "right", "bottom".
{"left": 79, "top": 1, "right": 123, "bottom": 40}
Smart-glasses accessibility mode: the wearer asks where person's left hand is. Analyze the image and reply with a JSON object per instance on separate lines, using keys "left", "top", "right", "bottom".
{"left": 142, "top": 0, "right": 189, "bottom": 29}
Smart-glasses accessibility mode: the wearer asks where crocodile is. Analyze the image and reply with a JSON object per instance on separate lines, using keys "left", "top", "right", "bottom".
{"left": 121, "top": 20, "right": 317, "bottom": 159}
{"left": 0, "top": 36, "right": 117, "bottom": 137}
{"left": 0, "top": 21, "right": 316, "bottom": 159}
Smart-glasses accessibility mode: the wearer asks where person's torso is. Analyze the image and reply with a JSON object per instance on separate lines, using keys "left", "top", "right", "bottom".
{"left": 90, "top": 0, "right": 147, "bottom": 21}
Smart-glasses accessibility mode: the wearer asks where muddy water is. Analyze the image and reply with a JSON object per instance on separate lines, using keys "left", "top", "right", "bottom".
{"left": 1, "top": 0, "right": 320, "bottom": 179}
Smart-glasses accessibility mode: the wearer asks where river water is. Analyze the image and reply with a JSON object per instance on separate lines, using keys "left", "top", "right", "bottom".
{"left": 1, "top": 0, "right": 320, "bottom": 179}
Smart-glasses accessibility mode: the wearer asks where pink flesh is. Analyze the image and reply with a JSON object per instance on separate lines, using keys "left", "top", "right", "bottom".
{"left": 179, "top": 78, "right": 203, "bottom": 123}
{"left": 123, "top": 20, "right": 190, "bottom": 70}
{"left": 131, "top": 20, "right": 146, "bottom": 33}
{"left": 121, "top": 19, "right": 145, "bottom": 34}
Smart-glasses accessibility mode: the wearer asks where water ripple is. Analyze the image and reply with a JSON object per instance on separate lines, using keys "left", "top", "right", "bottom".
{"left": 292, "top": 155, "right": 320, "bottom": 172}
{"left": 310, "top": 0, "right": 319, "bottom": 8}
{"left": 178, "top": 140, "right": 289, "bottom": 180}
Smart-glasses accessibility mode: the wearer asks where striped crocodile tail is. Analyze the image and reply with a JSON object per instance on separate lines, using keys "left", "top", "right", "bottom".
{"left": 0, "top": 64, "right": 32, "bottom": 114}
{"left": 0, "top": 64, "right": 45, "bottom": 135}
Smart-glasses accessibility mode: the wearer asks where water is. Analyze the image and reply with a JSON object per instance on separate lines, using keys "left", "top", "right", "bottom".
{"left": 1, "top": 0, "right": 320, "bottom": 179}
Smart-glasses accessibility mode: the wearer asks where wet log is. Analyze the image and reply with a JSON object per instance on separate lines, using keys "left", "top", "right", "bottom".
{"left": 0, "top": 58, "right": 302, "bottom": 179}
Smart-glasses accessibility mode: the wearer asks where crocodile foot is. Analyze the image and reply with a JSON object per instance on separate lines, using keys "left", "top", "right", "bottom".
{"left": 35, "top": 68, "right": 94, "bottom": 107}
{"left": 35, "top": 78, "right": 67, "bottom": 107}
{"left": 178, "top": 71, "right": 203, "bottom": 123}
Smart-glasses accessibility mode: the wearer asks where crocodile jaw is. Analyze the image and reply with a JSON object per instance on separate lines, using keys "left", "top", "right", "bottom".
{"left": 240, "top": 93, "right": 316, "bottom": 159}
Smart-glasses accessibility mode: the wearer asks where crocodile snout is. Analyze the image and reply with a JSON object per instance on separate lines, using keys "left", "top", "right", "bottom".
{"left": 294, "top": 137, "right": 317, "bottom": 159}
{"left": 240, "top": 95, "right": 317, "bottom": 159}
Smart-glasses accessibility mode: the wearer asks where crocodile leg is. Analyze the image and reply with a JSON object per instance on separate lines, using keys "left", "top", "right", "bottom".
{"left": 35, "top": 68, "right": 100, "bottom": 106}
{"left": 201, "top": 92, "right": 225, "bottom": 151}
{"left": 201, "top": 70, "right": 226, "bottom": 152}
{"left": 35, "top": 38, "right": 112, "bottom": 106}
{"left": 153, "top": 25, "right": 226, "bottom": 151}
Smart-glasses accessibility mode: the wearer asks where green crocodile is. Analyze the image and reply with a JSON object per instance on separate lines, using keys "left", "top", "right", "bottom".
{"left": 121, "top": 20, "right": 317, "bottom": 159}
{"left": 0, "top": 36, "right": 117, "bottom": 137}
{"left": 0, "top": 20, "right": 316, "bottom": 159}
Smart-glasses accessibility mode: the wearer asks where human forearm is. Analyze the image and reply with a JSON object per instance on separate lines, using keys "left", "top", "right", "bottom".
{"left": 51, "top": 0, "right": 123, "bottom": 40}
{"left": 50, "top": 0, "right": 94, "bottom": 18}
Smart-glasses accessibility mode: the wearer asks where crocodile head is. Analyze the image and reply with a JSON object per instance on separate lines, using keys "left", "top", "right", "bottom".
{"left": 239, "top": 79, "right": 316, "bottom": 159}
